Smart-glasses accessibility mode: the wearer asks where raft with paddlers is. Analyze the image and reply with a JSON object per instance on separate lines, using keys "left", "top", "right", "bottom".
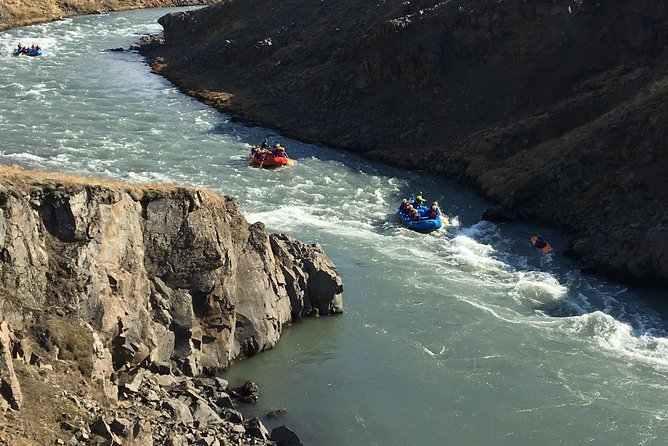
{"left": 248, "top": 154, "right": 293, "bottom": 168}
{"left": 395, "top": 194, "right": 449, "bottom": 233}
{"left": 13, "top": 43, "right": 43, "bottom": 57}
{"left": 13, "top": 48, "right": 42, "bottom": 56}
{"left": 248, "top": 140, "right": 294, "bottom": 168}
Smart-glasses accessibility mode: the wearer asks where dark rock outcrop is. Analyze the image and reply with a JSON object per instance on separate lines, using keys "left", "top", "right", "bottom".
{"left": 0, "top": 164, "right": 343, "bottom": 444}
{"left": 138, "top": 0, "right": 668, "bottom": 286}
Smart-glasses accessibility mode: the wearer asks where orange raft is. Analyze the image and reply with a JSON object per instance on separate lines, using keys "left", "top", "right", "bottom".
{"left": 248, "top": 155, "right": 294, "bottom": 168}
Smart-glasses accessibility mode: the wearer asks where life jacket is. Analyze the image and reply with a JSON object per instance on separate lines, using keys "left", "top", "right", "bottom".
{"left": 531, "top": 236, "right": 552, "bottom": 253}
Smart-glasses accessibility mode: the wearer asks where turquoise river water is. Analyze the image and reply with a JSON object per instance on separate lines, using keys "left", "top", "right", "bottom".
{"left": 1, "top": 8, "right": 667, "bottom": 446}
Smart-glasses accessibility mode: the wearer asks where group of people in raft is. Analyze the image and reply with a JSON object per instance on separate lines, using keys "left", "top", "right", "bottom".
{"left": 15, "top": 43, "right": 41, "bottom": 54}
{"left": 398, "top": 192, "right": 442, "bottom": 221}
{"left": 398, "top": 192, "right": 553, "bottom": 253}
{"left": 250, "top": 137, "right": 289, "bottom": 161}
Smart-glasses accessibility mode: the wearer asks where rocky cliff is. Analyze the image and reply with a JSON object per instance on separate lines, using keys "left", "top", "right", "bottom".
{"left": 0, "top": 164, "right": 342, "bottom": 444}
{"left": 0, "top": 0, "right": 214, "bottom": 32}
{"left": 137, "top": 0, "right": 668, "bottom": 286}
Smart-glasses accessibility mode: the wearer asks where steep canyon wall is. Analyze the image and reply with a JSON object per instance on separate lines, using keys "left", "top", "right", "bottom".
{"left": 138, "top": 0, "right": 668, "bottom": 285}
{"left": 0, "top": 165, "right": 342, "bottom": 444}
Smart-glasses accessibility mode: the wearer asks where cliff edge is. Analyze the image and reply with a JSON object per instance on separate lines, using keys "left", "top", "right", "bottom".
{"left": 137, "top": 0, "right": 668, "bottom": 286}
{"left": 0, "top": 0, "right": 214, "bottom": 32}
{"left": 0, "top": 164, "right": 342, "bottom": 444}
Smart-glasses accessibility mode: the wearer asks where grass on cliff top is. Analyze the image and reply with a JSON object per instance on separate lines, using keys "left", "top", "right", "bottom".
{"left": 0, "top": 162, "right": 225, "bottom": 201}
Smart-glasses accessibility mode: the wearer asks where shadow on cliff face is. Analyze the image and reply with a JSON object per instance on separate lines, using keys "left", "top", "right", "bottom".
{"left": 38, "top": 193, "right": 81, "bottom": 243}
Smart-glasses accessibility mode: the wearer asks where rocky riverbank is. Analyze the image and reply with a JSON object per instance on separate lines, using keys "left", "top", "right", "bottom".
{"left": 0, "top": 0, "right": 214, "bottom": 32}
{"left": 136, "top": 0, "right": 668, "bottom": 287}
{"left": 0, "top": 164, "right": 342, "bottom": 444}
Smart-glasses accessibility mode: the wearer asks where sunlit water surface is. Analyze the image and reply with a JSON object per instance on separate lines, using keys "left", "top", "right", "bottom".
{"left": 1, "top": 9, "right": 667, "bottom": 445}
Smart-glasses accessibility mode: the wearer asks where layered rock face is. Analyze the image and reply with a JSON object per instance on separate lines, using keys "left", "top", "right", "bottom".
{"left": 0, "top": 165, "right": 342, "bottom": 444}
{"left": 0, "top": 0, "right": 214, "bottom": 32}
{"left": 138, "top": 0, "right": 668, "bottom": 286}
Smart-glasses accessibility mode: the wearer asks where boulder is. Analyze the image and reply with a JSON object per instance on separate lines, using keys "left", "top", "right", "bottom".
{"left": 231, "top": 380, "right": 259, "bottom": 403}
{"left": 247, "top": 417, "right": 270, "bottom": 440}
{"left": 270, "top": 425, "right": 303, "bottom": 446}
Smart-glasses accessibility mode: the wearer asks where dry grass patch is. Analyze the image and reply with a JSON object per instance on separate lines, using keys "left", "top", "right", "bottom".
{"left": 0, "top": 162, "right": 226, "bottom": 203}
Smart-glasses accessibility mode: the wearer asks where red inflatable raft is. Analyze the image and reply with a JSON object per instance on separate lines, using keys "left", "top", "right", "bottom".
{"left": 248, "top": 155, "right": 294, "bottom": 168}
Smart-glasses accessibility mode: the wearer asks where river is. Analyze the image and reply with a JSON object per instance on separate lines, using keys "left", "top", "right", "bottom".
{"left": 1, "top": 8, "right": 667, "bottom": 446}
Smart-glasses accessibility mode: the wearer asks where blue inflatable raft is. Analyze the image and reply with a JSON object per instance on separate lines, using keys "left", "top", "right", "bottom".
{"left": 13, "top": 48, "right": 43, "bottom": 57}
{"left": 395, "top": 204, "right": 447, "bottom": 233}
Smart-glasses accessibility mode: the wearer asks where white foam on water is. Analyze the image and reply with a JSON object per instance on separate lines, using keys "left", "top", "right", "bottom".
{"left": 4, "top": 152, "right": 48, "bottom": 163}
{"left": 0, "top": 83, "right": 27, "bottom": 92}
{"left": 245, "top": 205, "right": 376, "bottom": 238}
{"left": 510, "top": 270, "right": 568, "bottom": 305}
{"left": 447, "top": 215, "right": 461, "bottom": 227}
{"left": 566, "top": 311, "right": 668, "bottom": 371}
{"left": 417, "top": 219, "right": 668, "bottom": 376}
{"left": 445, "top": 233, "right": 508, "bottom": 275}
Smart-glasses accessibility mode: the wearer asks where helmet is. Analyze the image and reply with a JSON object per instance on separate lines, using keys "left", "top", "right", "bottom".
{"left": 432, "top": 201, "right": 438, "bottom": 206}
{"left": 402, "top": 199, "right": 407, "bottom": 203}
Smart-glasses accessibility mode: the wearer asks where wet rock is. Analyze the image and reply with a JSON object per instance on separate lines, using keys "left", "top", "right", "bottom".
{"left": 270, "top": 234, "right": 344, "bottom": 317}
{"left": 266, "top": 408, "right": 287, "bottom": 419}
{"left": 270, "top": 425, "right": 303, "bottom": 446}
{"left": 481, "top": 205, "right": 506, "bottom": 222}
{"left": 247, "top": 417, "right": 270, "bottom": 440}
{"left": 214, "top": 392, "right": 235, "bottom": 409}
{"left": 221, "top": 408, "right": 244, "bottom": 424}
{"left": 231, "top": 380, "right": 259, "bottom": 403}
